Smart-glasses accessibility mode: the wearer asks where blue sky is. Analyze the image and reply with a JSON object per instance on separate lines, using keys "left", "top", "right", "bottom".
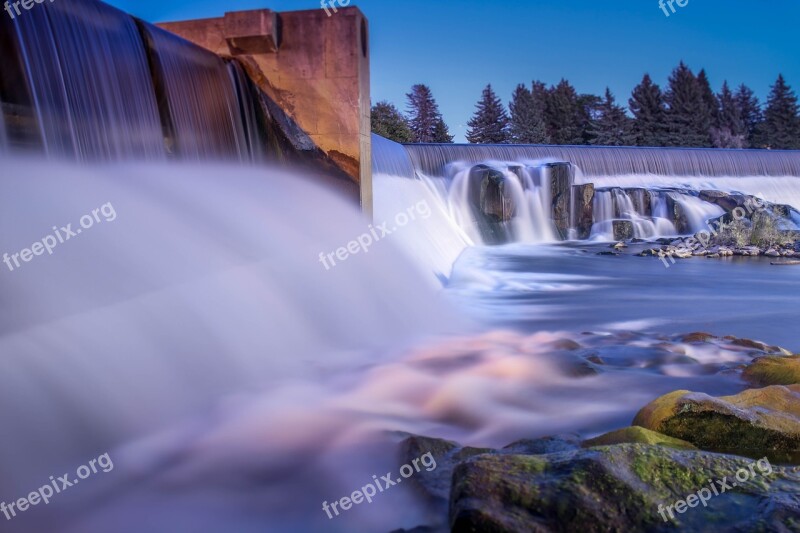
{"left": 108, "top": 0, "right": 800, "bottom": 142}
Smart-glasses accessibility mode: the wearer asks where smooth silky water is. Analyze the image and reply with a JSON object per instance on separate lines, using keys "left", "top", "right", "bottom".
{"left": 3, "top": 3, "right": 800, "bottom": 530}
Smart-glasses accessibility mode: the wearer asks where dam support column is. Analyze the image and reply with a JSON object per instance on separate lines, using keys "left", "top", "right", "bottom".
{"left": 159, "top": 8, "right": 372, "bottom": 217}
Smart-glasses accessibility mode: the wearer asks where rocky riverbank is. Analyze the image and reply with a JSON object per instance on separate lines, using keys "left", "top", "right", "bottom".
{"left": 389, "top": 332, "right": 800, "bottom": 533}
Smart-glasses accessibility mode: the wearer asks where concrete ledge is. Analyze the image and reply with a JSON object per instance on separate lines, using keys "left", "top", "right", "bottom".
{"left": 224, "top": 10, "right": 279, "bottom": 55}
{"left": 158, "top": 7, "right": 371, "bottom": 216}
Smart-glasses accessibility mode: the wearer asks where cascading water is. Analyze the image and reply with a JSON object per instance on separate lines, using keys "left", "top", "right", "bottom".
{"left": 137, "top": 22, "right": 251, "bottom": 160}
{"left": 5, "top": 0, "right": 165, "bottom": 159}
{"left": 372, "top": 136, "right": 800, "bottom": 246}
{"left": 0, "top": 0, "right": 290, "bottom": 163}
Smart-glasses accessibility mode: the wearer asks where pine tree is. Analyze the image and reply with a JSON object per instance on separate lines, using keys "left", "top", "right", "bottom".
{"left": 629, "top": 74, "right": 668, "bottom": 147}
{"left": 371, "top": 101, "right": 413, "bottom": 143}
{"left": 406, "top": 84, "right": 451, "bottom": 143}
{"left": 664, "top": 62, "right": 711, "bottom": 147}
{"left": 696, "top": 69, "right": 719, "bottom": 141}
{"left": 432, "top": 117, "right": 454, "bottom": 143}
{"left": 509, "top": 84, "right": 548, "bottom": 144}
{"left": 545, "top": 79, "right": 584, "bottom": 145}
{"left": 590, "top": 88, "right": 634, "bottom": 146}
{"left": 735, "top": 84, "right": 762, "bottom": 148}
{"left": 711, "top": 82, "right": 744, "bottom": 148}
{"left": 578, "top": 93, "right": 603, "bottom": 145}
{"left": 466, "top": 84, "right": 510, "bottom": 144}
{"left": 762, "top": 74, "right": 800, "bottom": 150}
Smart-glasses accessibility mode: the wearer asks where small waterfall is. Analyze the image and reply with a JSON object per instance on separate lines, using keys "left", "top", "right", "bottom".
{"left": 590, "top": 188, "right": 674, "bottom": 240}
{"left": 372, "top": 137, "right": 800, "bottom": 246}
{"left": 0, "top": 0, "right": 292, "bottom": 162}
{"left": 137, "top": 22, "right": 250, "bottom": 160}
{"left": 372, "top": 133, "right": 415, "bottom": 178}
{"left": 7, "top": 0, "right": 165, "bottom": 159}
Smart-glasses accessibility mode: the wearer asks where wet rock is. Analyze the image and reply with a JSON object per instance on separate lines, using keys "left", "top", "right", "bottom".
{"left": 501, "top": 435, "right": 581, "bottom": 455}
{"left": 612, "top": 220, "right": 634, "bottom": 241}
{"left": 680, "top": 332, "right": 716, "bottom": 343}
{"left": 724, "top": 336, "right": 792, "bottom": 355}
{"left": 582, "top": 426, "right": 697, "bottom": 450}
{"left": 548, "top": 163, "right": 574, "bottom": 239}
{"left": 743, "top": 356, "right": 800, "bottom": 387}
{"left": 572, "top": 183, "right": 595, "bottom": 240}
{"left": 399, "top": 435, "right": 491, "bottom": 517}
{"left": 450, "top": 444, "right": 800, "bottom": 532}
{"left": 633, "top": 385, "right": 800, "bottom": 457}
{"left": 699, "top": 190, "right": 741, "bottom": 212}
{"left": 551, "top": 339, "right": 583, "bottom": 351}
{"left": 469, "top": 165, "right": 517, "bottom": 222}
{"left": 666, "top": 196, "right": 691, "bottom": 234}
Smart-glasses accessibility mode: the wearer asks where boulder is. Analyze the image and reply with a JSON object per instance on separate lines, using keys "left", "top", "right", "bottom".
{"left": 547, "top": 163, "right": 574, "bottom": 239}
{"left": 572, "top": 183, "right": 595, "bottom": 240}
{"left": 612, "top": 220, "right": 634, "bottom": 241}
{"left": 468, "top": 165, "right": 517, "bottom": 222}
{"left": 666, "top": 196, "right": 691, "bottom": 235}
{"left": 633, "top": 385, "right": 800, "bottom": 457}
{"left": 743, "top": 356, "right": 800, "bottom": 387}
{"left": 582, "top": 426, "right": 696, "bottom": 450}
{"left": 451, "top": 444, "right": 800, "bottom": 532}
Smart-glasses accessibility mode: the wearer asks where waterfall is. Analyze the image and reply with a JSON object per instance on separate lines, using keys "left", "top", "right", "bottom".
{"left": 372, "top": 137, "right": 800, "bottom": 245}
{"left": 402, "top": 143, "right": 800, "bottom": 178}
{"left": 137, "top": 22, "right": 251, "bottom": 160}
{"left": 6, "top": 0, "right": 165, "bottom": 159}
{"left": 0, "top": 0, "right": 287, "bottom": 162}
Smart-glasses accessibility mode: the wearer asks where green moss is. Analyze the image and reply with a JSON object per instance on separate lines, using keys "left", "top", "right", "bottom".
{"left": 743, "top": 355, "right": 800, "bottom": 386}
{"left": 582, "top": 426, "right": 697, "bottom": 450}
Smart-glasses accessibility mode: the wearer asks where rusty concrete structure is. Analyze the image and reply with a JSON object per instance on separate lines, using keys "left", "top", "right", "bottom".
{"left": 159, "top": 7, "right": 372, "bottom": 216}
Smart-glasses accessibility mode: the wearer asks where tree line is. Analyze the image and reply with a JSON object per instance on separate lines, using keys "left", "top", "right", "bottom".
{"left": 372, "top": 63, "right": 800, "bottom": 150}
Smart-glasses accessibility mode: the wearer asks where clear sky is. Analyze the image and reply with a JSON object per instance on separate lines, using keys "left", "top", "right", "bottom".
{"left": 108, "top": 0, "right": 800, "bottom": 142}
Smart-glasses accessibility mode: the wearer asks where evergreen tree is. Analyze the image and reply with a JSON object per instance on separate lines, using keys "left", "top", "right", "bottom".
{"left": 406, "top": 84, "right": 451, "bottom": 143}
{"left": 432, "top": 117, "right": 454, "bottom": 143}
{"left": 545, "top": 79, "right": 584, "bottom": 145}
{"left": 664, "top": 62, "right": 711, "bottom": 147}
{"left": 628, "top": 74, "right": 668, "bottom": 147}
{"left": 371, "top": 101, "right": 413, "bottom": 143}
{"left": 697, "top": 69, "right": 719, "bottom": 137}
{"left": 466, "top": 85, "right": 510, "bottom": 144}
{"left": 711, "top": 81, "right": 744, "bottom": 148}
{"left": 735, "top": 84, "right": 762, "bottom": 148}
{"left": 762, "top": 74, "right": 800, "bottom": 150}
{"left": 590, "top": 88, "right": 634, "bottom": 146}
{"left": 508, "top": 84, "right": 548, "bottom": 144}
{"left": 578, "top": 93, "right": 603, "bottom": 145}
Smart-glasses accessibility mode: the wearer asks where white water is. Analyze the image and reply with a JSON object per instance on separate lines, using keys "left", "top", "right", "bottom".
{"left": 589, "top": 188, "right": 724, "bottom": 240}
{"left": 0, "top": 156, "right": 468, "bottom": 532}
{"left": 582, "top": 174, "right": 800, "bottom": 212}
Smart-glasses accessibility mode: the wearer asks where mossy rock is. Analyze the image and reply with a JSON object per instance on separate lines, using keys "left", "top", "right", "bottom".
{"left": 582, "top": 426, "right": 696, "bottom": 450}
{"left": 723, "top": 336, "right": 792, "bottom": 355}
{"left": 743, "top": 355, "right": 800, "bottom": 386}
{"left": 633, "top": 386, "right": 800, "bottom": 458}
{"left": 450, "top": 444, "right": 800, "bottom": 532}
{"left": 680, "top": 332, "right": 717, "bottom": 343}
